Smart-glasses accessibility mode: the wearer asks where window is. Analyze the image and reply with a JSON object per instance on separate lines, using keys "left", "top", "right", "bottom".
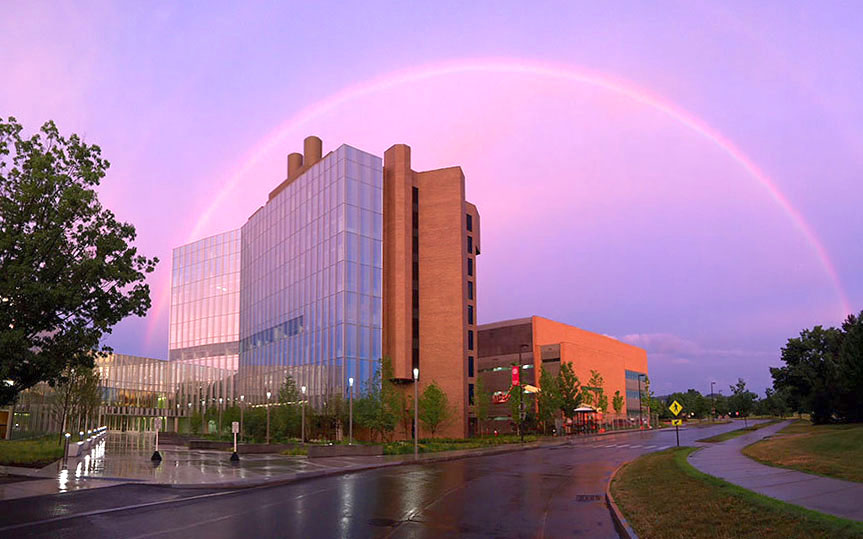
{"left": 468, "top": 383, "right": 475, "bottom": 405}
{"left": 466, "top": 214, "right": 472, "bottom": 231}
{"left": 468, "top": 305, "right": 474, "bottom": 325}
{"left": 467, "top": 236, "right": 473, "bottom": 254}
{"left": 468, "top": 330, "right": 474, "bottom": 350}
{"left": 468, "top": 355, "right": 474, "bottom": 377}
{"left": 467, "top": 258, "right": 473, "bottom": 276}
{"left": 468, "top": 281, "right": 473, "bottom": 300}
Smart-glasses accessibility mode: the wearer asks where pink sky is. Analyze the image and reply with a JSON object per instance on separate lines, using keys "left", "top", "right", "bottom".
{"left": 2, "top": 1, "right": 861, "bottom": 396}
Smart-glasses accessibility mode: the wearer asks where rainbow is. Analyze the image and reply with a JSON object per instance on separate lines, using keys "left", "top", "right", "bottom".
{"left": 145, "top": 57, "right": 851, "bottom": 344}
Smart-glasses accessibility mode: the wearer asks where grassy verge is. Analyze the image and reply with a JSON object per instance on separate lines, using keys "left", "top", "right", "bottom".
{"left": 697, "top": 419, "right": 780, "bottom": 443}
{"left": 382, "top": 435, "right": 539, "bottom": 455}
{"left": 742, "top": 420, "right": 863, "bottom": 482}
{"left": 610, "top": 447, "right": 863, "bottom": 538}
{"left": 0, "top": 435, "right": 64, "bottom": 468}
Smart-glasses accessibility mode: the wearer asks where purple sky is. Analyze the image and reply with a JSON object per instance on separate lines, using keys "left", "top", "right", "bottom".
{"left": 3, "top": 2, "right": 861, "bottom": 397}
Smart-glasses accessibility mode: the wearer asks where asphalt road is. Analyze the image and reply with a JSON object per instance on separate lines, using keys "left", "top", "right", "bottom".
{"left": 2, "top": 422, "right": 749, "bottom": 538}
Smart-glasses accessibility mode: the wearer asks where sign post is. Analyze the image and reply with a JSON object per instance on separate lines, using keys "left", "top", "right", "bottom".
{"left": 230, "top": 421, "right": 240, "bottom": 462}
{"left": 151, "top": 417, "right": 163, "bottom": 462}
{"left": 669, "top": 400, "right": 683, "bottom": 447}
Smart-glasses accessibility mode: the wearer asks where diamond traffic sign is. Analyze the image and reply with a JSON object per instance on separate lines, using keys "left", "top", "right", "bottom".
{"left": 672, "top": 419, "right": 683, "bottom": 426}
{"left": 669, "top": 400, "right": 683, "bottom": 416}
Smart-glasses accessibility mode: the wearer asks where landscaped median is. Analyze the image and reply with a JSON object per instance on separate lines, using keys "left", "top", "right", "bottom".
{"left": 742, "top": 420, "right": 863, "bottom": 483}
{"left": 609, "top": 447, "right": 863, "bottom": 538}
{"left": 279, "top": 435, "right": 541, "bottom": 458}
{"left": 696, "top": 419, "right": 780, "bottom": 443}
{"left": 0, "top": 435, "right": 64, "bottom": 468}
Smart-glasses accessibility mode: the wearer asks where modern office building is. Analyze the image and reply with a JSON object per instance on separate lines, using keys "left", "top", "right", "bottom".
{"left": 170, "top": 137, "right": 478, "bottom": 438}
{"left": 476, "top": 316, "right": 648, "bottom": 433}
{"left": 168, "top": 230, "right": 241, "bottom": 413}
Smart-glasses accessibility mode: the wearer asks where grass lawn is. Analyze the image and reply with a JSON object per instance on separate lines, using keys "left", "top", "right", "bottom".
{"left": 610, "top": 447, "right": 863, "bottom": 538}
{"left": 697, "top": 419, "right": 780, "bottom": 443}
{"left": 0, "top": 435, "right": 65, "bottom": 468}
{"left": 382, "top": 435, "right": 539, "bottom": 455}
{"left": 742, "top": 420, "right": 863, "bottom": 483}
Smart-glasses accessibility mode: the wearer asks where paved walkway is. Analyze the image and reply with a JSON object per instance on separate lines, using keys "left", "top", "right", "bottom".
{"left": 688, "top": 420, "right": 863, "bottom": 521}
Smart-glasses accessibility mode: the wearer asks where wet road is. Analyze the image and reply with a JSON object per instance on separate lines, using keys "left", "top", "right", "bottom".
{"left": 4, "top": 421, "right": 750, "bottom": 538}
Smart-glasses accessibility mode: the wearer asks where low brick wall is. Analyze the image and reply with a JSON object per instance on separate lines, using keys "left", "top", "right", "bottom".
{"left": 307, "top": 445, "right": 383, "bottom": 458}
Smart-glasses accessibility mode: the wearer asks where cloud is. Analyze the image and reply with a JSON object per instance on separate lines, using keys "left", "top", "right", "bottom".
{"left": 620, "top": 333, "right": 773, "bottom": 364}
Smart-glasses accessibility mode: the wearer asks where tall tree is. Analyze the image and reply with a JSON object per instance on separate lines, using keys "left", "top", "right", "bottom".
{"left": 583, "top": 369, "right": 607, "bottom": 412}
{"left": 355, "top": 357, "right": 399, "bottom": 441}
{"left": 0, "top": 117, "right": 157, "bottom": 405}
{"left": 728, "top": 378, "right": 757, "bottom": 418}
{"left": 473, "top": 376, "right": 490, "bottom": 436}
{"left": 418, "top": 381, "right": 452, "bottom": 438}
{"left": 557, "top": 362, "right": 583, "bottom": 419}
{"left": 536, "top": 367, "right": 561, "bottom": 432}
{"left": 771, "top": 325, "right": 843, "bottom": 424}
{"left": 612, "top": 390, "right": 624, "bottom": 415}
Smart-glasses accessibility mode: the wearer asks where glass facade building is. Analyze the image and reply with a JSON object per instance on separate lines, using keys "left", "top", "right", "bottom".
{"left": 169, "top": 230, "right": 241, "bottom": 409}
{"left": 239, "top": 145, "right": 383, "bottom": 403}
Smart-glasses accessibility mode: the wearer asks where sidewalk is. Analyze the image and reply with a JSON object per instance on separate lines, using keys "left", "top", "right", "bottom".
{"left": 688, "top": 420, "right": 863, "bottom": 521}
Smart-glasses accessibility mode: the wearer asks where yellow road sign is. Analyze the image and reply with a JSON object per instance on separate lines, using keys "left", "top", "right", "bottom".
{"left": 669, "top": 400, "right": 683, "bottom": 416}
{"left": 672, "top": 419, "right": 683, "bottom": 426}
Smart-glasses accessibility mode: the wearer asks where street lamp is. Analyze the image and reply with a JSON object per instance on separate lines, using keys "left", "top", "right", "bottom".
{"left": 239, "top": 395, "right": 245, "bottom": 442}
{"left": 301, "top": 386, "right": 307, "bottom": 444}
{"left": 637, "top": 374, "right": 646, "bottom": 429}
{"left": 348, "top": 377, "right": 354, "bottom": 445}
{"left": 218, "top": 397, "right": 223, "bottom": 434}
{"left": 518, "top": 344, "right": 530, "bottom": 443}
{"left": 266, "top": 390, "right": 272, "bottom": 444}
{"left": 710, "top": 381, "right": 716, "bottom": 422}
{"left": 413, "top": 368, "right": 419, "bottom": 460}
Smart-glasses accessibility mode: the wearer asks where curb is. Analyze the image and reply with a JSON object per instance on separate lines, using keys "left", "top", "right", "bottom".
{"left": 606, "top": 461, "right": 638, "bottom": 539}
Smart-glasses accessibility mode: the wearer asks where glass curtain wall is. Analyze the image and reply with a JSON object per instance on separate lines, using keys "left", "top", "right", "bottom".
{"left": 169, "top": 230, "right": 241, "bottom": 414}
{"left": 239, "top": 145, "right": 383, "bottom": 405}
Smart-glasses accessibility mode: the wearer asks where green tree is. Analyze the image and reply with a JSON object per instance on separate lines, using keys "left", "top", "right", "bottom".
{"left": 612, "top": 390, "right": 624, "bottom": 415}
{"left": 557, "top": 362, "right": 583, "bottom": 419}
{"left": 836, "top": 312, "right": 863, "bottom": 422}
{"left": 536, "top": 367, "right": 561, "bottom": 433}
{"left": 582, "top": 370, "right": 607, "bottom": 412}
{"left": 355, "top": 357, "right": 399, "bottom": 441}
{"left": 418, "top": 381, "right": 452, "bottom": 437}
{"left": 473, "top": 376, "right": 491, "bottom": 436}
{"left": 51, "top": 364, "right": 101, "bottom": 439}
{"left": 507, "top": 382, "right": 534, "bottom": 436}
{"left": 771, "top": 325, "right": 843, "bottom": 424}
{"left": 728, "top": 378, "right": 757, "bottom": 419}
{"left": 0, "top": 117, "right": 157, "bottom": 405}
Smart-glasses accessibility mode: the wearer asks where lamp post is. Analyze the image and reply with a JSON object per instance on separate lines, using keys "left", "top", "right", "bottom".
{"left": 63, "top": 432, "right": 70, "bottom": 468}
{"left": 239, "top": 395, "right": 245, "bottom": 442}
{"left": 710, "top": 381, "right": 716, "bottom": 422}
{"left": 348, "top": 377, "right": 354, "bottom": 445}
{"left": 266, "top": 391, "right": 271, "bottom": 444}
{"left": 301, "top": 386, "right": 307, "bottom": 444}
{"left": 218, "top": 397, "right": 223, "bottom": 435}
{"left": 519, "top": 344, "right": 530, "bottom": 443}
{"left": 413, "top": 368, "right": 419, "bottom": 460}
{"left": 637, "top": 374, "right": 645, "bottom": 429}
{"left": 201, "top": 399, "right": 206, "bottom": 433}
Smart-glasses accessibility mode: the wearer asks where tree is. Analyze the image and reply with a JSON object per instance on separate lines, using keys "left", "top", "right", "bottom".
{"left": 836, "top": 312, "right": 863, "bottom": 422}
{"left": 355, "top": 357, "right": 399, "bottom": 441}
{"left": 583, "top": 370, "right": 608, "bottom": 412}
{"left": 51, "top": 364, "right": 101, "bottom": 439}
{"left": 473, "top": 376, "right": 491, "bottom": 436}
{"left": 557, "top": 362, "right": 582, "bottom": 419}
{"left": 536, "top": 367, "right": 561, "bottom": 433}
{"left": 612, "top": 390, "right": 624, "bottom": 415}
{"left": 771, "top": 325, "right": 843, "bottom": 424}
{"left": 728, "top": 378, "right": 757, "bottom": 419}
{"left": 418, "top": 381, "right": 452, "bottom": 437}
{"left": 0, "top": 117, "right": 157, "bottom": 405}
